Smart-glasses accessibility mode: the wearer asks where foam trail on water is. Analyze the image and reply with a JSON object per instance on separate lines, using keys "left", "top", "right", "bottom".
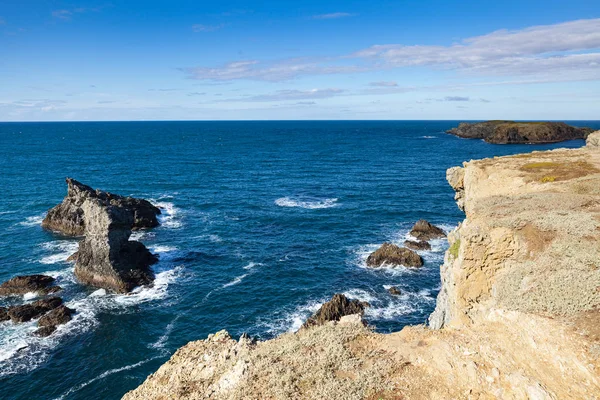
{"left": 222, "top": 274, "right": 248, "bottom": 288}
{"left": 53, "top": 356, "right": 163, "bottom": 400}
{"left": 243, "top": 262, "right": 262, "bottom": 270}
{"left": 153, "top": 201, "right": 182, "bottom": 228}
{"left": 150, "top": 316, "right": 180, "bottom": 350}
{"left": 275, "top": 197, "right": 338, "bottom": 209}
{"left": 39, "top": 241, "right": 79, "bottom": 265}
{"left": 19, "top": 214, "right": 45, "bottom": 227}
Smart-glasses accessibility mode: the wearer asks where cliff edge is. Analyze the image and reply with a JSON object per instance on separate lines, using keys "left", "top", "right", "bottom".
{"left": 124, "top": 132, "right": 600, "bottom": 399}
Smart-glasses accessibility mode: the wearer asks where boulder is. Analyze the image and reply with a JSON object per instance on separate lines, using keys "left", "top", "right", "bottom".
{"left": 0, "top": 275, "right": 61, "bottom": 296}
{"left": 35, "top": 305, "right": 74, "bottom": 337}
{"left": 0, "top": 307, "right": 9, "bottom": 322}
{"left": 73, "top": 198, "right": 157, "bottom": 293}
{"left": 403, "top": 240, "right": 431, "bottom": 251}
{"left": 7, "top": 297, "right": 63, "bottom": 323}
{"left": 587, "top": 131, "right": 600, "bottom": 148}
{"left": 366, "top": 243, "right": 423, "bottom": 268}
{"left": 303, "top": 294, "right": 369, "bottom": 328}
{"left": 42, "top": 178, "right": 161, "bottom": 236}
{"left": 387, "top": 287, "right": 402, "bottom": 296}
{"left": 447, "top": 121, "right": 593, "bottom": 144}
{"left": 409, "top": 220, "right": 446, "bottom": 241}
{"left": 34, "top": 326, "right": 57, "bottom": 337}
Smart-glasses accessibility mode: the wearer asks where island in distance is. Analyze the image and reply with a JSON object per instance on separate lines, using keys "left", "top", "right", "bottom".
{"left": 447, "top": 121, "right": 593, "bottom": 144}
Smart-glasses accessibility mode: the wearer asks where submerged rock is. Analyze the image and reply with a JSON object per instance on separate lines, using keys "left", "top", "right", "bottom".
{"left": 404, "top": 240, "right": 431, "bottom": 251}
{"left": 409, "top": 220, "right": 446, "bottom": 241}
{"left": 303, "top": 294, "right": 368, "bottom": 328}
{"left": 42, "top": 178, "right": 161, "bottom": 236}
{"left": 366, "top": 243, "right": 423, "bottom": 268}
{"left": 0, "top": 275, "right": 61, "bottom": 296}
{"left": 447, "top": 121, "right": 593, "bottom": 144}
{"left": 387, "top": 287, "right": 401, "bottom": 296}
{"left": 73, "top": 198, "right": 157, "bottom": 293}
{"left": 7, "top": 297, "right": 63, "bottom": 323}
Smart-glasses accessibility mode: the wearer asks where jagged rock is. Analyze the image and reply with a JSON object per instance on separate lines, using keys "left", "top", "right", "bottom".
{"left": 366, "top": 243, "right": 423, "bottom": 268}
{"left": 34, "top": 305, "right": 74, "bottom": 336}
{"left": 0, "top": 275, "right": 61, "bottom": 296}
{"left": 42, "top": 178, "right": 161, "bottom": 236}
{"left": 73, "top": 198, "right": 157, "bottom": 293}
{"left": 7, "top": 297, "right": 63, "bottom": 323}
{"left": 387, "top": 287, "right": 401, "bottom": 296}
{"left": 409, "top": 220, "right": 446, "bottom": 241}
{"left": 303, "top": 294, "right": 369, "bottom": 328}
{"left": 447, "top": 121, "right": 593, "bottom": 144}
{"left": 404, "top": 240, "right": 431, "bottom": 251}
{"left": 587, "top": 131, "right": 600, "bottom": 148}
{"left": 0, "top": 307, "right": 9, "bottom": 322}
{"left": 34, "top": 326, "right": 57, "bottom": 337}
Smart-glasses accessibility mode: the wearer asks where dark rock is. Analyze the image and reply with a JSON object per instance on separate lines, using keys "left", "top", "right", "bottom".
{"left": 0, "top": 307, "right": 9, "bottom": 322}
{"left": 404, "top": 240, "right": 432, "bottom": 251}
{"left": 34, "top": 326, "right": 57, "bottom": 337}
{"left": 366, "top": 243, "right": 423, "bottom": 268}
{"left": 388, "top": 287, "right": 402, "bottom": 296}
{"left": 7, "top": 297, "right": 63, "bottom": 323}
{"left": 303, "top": 294, "right": 368, "bottom": 328}
{"left": 42, "top": 178, "right": 161, "bottom": 236}
{"left": 38, "top": 305, "right": 74, "bottom": 328}
{"left": 73, "top": 198, "right": 157, "bottom": 293}
{"left": 0, "top": 275, "right": 61, "bottom": 296}
{"left": 447, "top": 121, "right": 593, "bottom": 144}
{"left": 409, "top": 220, "right": 446, "bottom": 241}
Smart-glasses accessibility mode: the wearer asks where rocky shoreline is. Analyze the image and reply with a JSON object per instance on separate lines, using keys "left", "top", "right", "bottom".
{"left": 447, "top": 120, "right": 593, "bottom": 144}
{"left": 125, "top": 132, "right": 600, "bottom": 399}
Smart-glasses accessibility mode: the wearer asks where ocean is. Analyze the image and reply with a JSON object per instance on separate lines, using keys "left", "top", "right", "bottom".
{"left": 0, "top": 120, "right": 597, "bottom": 399}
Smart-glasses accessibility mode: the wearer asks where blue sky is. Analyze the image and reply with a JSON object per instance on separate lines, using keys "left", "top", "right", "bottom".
{"left": 1, "top": 0, "right": 599, "bottom": 121}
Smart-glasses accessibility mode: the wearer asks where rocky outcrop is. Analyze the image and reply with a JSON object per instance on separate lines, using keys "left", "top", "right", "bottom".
{"left": 125, "top": 140, "right": 600, "bottom": 399}
{"left": 0, "top": 275, "right": 61, "bottom": 296}
{"left": 387, "top": 286, "right": 401, "bottom": 295}
{"left": 35, "top": 305, "right": 74, "bottom": 337}
{"left": 7, "top": 296, "right": 62, "bottom": 323}
{"left": 366, "top": 243, "right": 423, "bottom": 268}
{"left": 409, "top": 220, "right": 446, "bottom": 241}
{"left": 303, "top": 294, "right": 368, "bottom": 328}
{"left": 73, "top": 198, "right": 157, "bottom": 293}
{"left": 403, "top": 240, "right": 431, "bottom": 251}
{"left": 42, "top": 178, "right": 161, "bottom": 236}
{"left": 587, "top": 130, "right": 600, "bottom": 147}
{"left": 447, "top": 121, "right": 593, "bottom": 144}
{"left": 0, "top": 307, "right": 9, "bottom": 321}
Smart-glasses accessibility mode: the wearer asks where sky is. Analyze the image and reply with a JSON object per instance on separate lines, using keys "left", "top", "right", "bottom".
{"left": 1, "top": 0, "right": 600, "bottom": 121}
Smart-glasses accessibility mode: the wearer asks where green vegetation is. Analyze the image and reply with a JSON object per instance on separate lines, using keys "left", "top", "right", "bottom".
{"left": 449, "top": 239, "right": 460, "bottom": 258}
{"left": 521, "top": 162, "right": 560, "bottom": 169}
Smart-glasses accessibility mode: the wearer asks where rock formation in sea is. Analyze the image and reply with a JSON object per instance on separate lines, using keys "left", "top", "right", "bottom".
{"left": 124, "top": 139, "right": 600, "bottom": 399}
{"left": 302, "top": 294, "right": 368, "bottom": 328}
{"left": 387, "top": 286, "right": 401, "bottom": 296}
{"left": 0, "top": 275, "right": 61, "bottom": 296}
{"left": 42, "top": 178, "right": 161, "bottom": 236}
{"left": 403, "top": 239, "right": 431, "bottom": 251}
{"left": 73, "top": 198, "right": 157, "bottom": 293}
{"left": 447, "top": 120, "right": 593, "bottom": 144}
{"left": 409, "top": 220, "right": 446, "bottom": 241}
{"left": 366, "top": 242, "right": 423, "bottom": 268}
{"left": 7, "top": 296, "right": 63, "bottom": 323}
{"left": 35, "top": 305, "right": 75, "bottom": 337}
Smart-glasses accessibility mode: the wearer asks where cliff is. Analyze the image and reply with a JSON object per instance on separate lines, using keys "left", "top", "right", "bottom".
{"left": 124, "top": 131, "right": 600, "bottom": 399}
{"left": 447, "top": 121, "right": 593, "bottom": 144}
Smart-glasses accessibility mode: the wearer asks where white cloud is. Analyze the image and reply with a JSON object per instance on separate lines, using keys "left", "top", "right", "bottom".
{"left": 52, "top": 10, "right": 73, "bottom": 20}
{"left": 192, "top": 24, "right": 226, "bottom": 32}
{"left": 312, "top": 12, "right": 356, "bottom": 20}
{"left": 231, "top": 88, "right": 345, "bottom": 102}
{"left": 182, "top": 18, "right": 600, "bottom": 83}
{"left": 369, "top": 81, "right": 398, "bottom": 87}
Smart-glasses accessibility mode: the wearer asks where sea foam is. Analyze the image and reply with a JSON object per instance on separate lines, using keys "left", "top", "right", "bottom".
{"left": 275, "top": 197, "right": 339, "bottom": 209}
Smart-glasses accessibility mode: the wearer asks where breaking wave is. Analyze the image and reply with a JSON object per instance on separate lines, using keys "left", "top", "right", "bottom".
{"left": 275, "top": 197, "right": 339, "bottom": 209}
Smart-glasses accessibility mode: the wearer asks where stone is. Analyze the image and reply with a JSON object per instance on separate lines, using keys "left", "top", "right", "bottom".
{"left": 0, "top": 307, "right": 9, "bottom": 322}
{"left": 73, "top": 198, "right": 157, "bottom": 293}
{"left": 409, "top": 220, "right": 446, "bottom": 241}
{"left": 38, "top": 305, "right": 74, "bottom": 328}
{"left": 7, "top": 297, "right": 63, "bottom": 323}
{"left": 34, "top": 326, "right": 57, "bottom": 337}
{"left": 387, "top": 287, "right": 401, "bottom": 296}
{"left": 366, "top": 243, "right": 423, "bottom": 268}
{"left": 404, "top": 240, "right": 431, "bottom": 251}
{"left": 303, "top": 294, "right": 368, "bottom": 328}
{"left": 586, "top": 131, "right": 600, "bottom": 148}
{"left": 0, "top": 275, "right": 61, "bottom": 296}
{"left": 42, "top": 178, "right": 161, "bottom": 236}
{"left": 446, "top": 121, "right": 593, "bottom": 144}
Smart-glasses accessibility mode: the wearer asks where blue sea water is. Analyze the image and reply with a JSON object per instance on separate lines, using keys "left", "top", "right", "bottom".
{"left": 0, "top": 120, "right": 598, "bottom": 400}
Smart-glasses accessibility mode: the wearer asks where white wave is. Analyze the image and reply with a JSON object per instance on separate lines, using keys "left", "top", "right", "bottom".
{"left": 243, "top": 262, "right": 262, "bottom": 270}
{"left": 208, "top": 234, "right": 222, "bottom": 243}
{"left": 113, "top": 267, "right": 182, "bottom": 306}
{"left": 257, "top": 299, "right": 324, "bottom": 336}
{"left": 352, "top": 244, "right": 418, "bottom": 275}
{"left": 342, "top": 289, "right": 378, "bottom": 304}
{"left": 365, "top": 301, "right": 416, "bottom": 320}
{"left": 421, "top": 135, "right": 437, "bottom": 139}
{"left": 275, "top": 197, "right": 339, "bottom": 209}
{"left": 39, "top": 241, "right": 79, "bottom": 265}
{"left": 153, "top": 201, "right": 182, "bottom": 229}
{"left": 22, "top": 292, "right": 39, "bottom": 301}
{"left": 0, "top": 210, "right": 16, "bottom": 215}
{"left": 148, "top": 245, "right": 178, "bottom": 254}
{"left": 150, "top": 316, "right": 179, "bottom": 350}
{"left": 19, "top": 214, "right": 45, "bottom": 227}
{"left": 53, "top": 356, "right": 162, "bottom": 400}
{"left": 130, "top": 230, "right": 155, "bottom": 241}
{"left": 222, "top": 274, "right": 248, "bottom": 288}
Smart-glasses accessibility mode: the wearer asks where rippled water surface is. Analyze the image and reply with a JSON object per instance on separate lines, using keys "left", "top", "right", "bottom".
{"left": 0, "top": 121, "right": 597, "bottom": 399}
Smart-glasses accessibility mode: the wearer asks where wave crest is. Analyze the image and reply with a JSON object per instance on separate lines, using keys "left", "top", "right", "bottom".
{"left": 275, "top": 197, "right": 338, "bottom": 209}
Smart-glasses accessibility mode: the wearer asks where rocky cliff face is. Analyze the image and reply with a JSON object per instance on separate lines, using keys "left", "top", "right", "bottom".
{"left": 73, "top": 198, "right": 157, "bottom": 293}
{"left": 447, "top": 121, "right": 593, "bottom": 144}
{"left": 125, "top": 139, "right": 600, "bottom": 399}
{"left": 42, "top": 178, "right": 161, "bottom": 236}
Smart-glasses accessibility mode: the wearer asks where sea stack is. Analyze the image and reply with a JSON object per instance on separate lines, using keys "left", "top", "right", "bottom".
{"left": 366, "top": 243, "right": 423, "bottom": 268}
{"left": 42, "top": 178, "right": 161, "bottom": 236}
{"left": 73, "top": 198, "right": 157, "bottom": 293}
